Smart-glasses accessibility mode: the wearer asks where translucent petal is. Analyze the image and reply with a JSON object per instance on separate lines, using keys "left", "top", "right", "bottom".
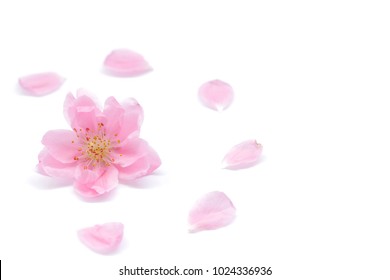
{"left": 188, "top": 191, "right": 236, "bottom": 233}
{"left": 63, "top": 91, "right": 101, "bottom": 131}
{"left": 117, "top": 143, "right": 161, "bottom": 181}
{"left": 41, "top": 129, "right": 78, "bottom": 163}
{"left": 198, "top": 79, "right": 234, "bottom": 111}
{"left": 19, "top": 72, "right": 64, "bottom": 96}
{"left": 103, "top": 96, "right": 143, "bottom": 140}
{"left": 78, "top": 222, "right": 124, "bottom": 254}
{"left": 37, "top": 148, "right": 77, "bottom": 178}
{"left": 103, "top": 49, "right": 152, "bottom": 77}
{"left": 222, "top": 140, "right": 263, "bottom": 170}
{"left": 74, "top": 166, "right": 119, "bottom": 198}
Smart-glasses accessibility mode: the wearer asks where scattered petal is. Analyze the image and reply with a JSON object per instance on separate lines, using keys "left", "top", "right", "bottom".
{"left": 78, "top": 222, "right": 124, "bottom": 254}
{"left": 188, "top": 191, "right": 236, "bottom": 233}
{"left": 198, "top": 79, "right": 234, "bottom": 111}
{"left": 222, "top": 140, "right": 263, "bottom": 170}
{"left": 19, "top": 72, "right": 64, "bottom": 96}
{"left": 103, "top": 49, "right": 152, "bottom": 77}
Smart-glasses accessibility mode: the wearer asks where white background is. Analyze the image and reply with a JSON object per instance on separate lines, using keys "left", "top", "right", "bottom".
{"left": 0, "top": 0, "right": 390, "bottom": 279}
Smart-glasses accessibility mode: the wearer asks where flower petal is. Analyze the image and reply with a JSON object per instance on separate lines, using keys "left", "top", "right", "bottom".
{"left": 63, "top": 91, "right": 101, "bottom": 131}
{"left": 74, "top": 165, "right": 119, "bottom": 197}
{"left": 198, "top": 79, "right": 234, "bottom": 111}
{"left": 41, "top": 129, "right": 78, "bottom": 163}
{"left": 117, "top": 142, "right": 161, "bottom": 181}
{"left": 222, "top": 140, "right": 263, "bottom": 170}
{"left": 37, "top": 148, "right": 77, "bottom": 178}
{"left": 103, "top": 49, "right": 152, "bottom": 77}
{"left": 188, "top": 191, "right": 236, "bottom": 233}
{"left": 19, "top": 72, "right": 64, "bottom": 96}
{"left": 103, "top": 96, "right": 143, "bottom": 140}
{"left": 111, "top": 138, "right": 151, "bottom": 167}
{"left": 78, "top": 222, "right": 124, "bottom": 254}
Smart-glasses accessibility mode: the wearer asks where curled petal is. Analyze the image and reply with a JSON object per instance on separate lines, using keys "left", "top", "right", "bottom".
{"left": 19, "top": 72, "right": 64, "bottom": 96}
{"left": 103, "top": 49, "right": 152, "bottom": 77}
{"left": 78, "top": 222, "right": 124, "bottom": 254}
{"left": 198, "top": 79, "right": 234, "bottom": 111}
{"left": 74, "top": 165, "right": 119, "bottom": 197}
{"left": 63, "top": 91, "right": 101, "bottom": 131}
{"left": 222, "top": 140, "right": 263, "bottom": 170}
{"left": 117, "top": 142, "right": 161, "bottom": 181}
{"left": 189, "top": 191, "right": 236, "bottom": 233}
{"left": 103, "top": 96, "right": 143, "bottom": 140}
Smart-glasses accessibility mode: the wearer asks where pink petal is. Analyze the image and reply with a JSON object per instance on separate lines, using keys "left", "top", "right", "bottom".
{"left": 102, "top": 96, "right": 143, "bottom": 140}
{"left": 188, "top": 191, "right": 236, "bottom": 233}
{"left": 111, "top": 138, "right": 151, "bottom": 167}
{"left": 41, "top": 129, "right": 78, "bottom": 163}
{"left": 63, "top": 91, "right": 101, "bottom": 131}
{"left": 117, "top": 142, "right": 161, "bottom": 181}
{"left": 103, "top": 49, "right": 152, "bottom": 77}
{"left": 222, "top": 140, "right": 263, "bottom": 170}
{"left": 37, "top": 148, "right": 77, "bottom": 178}
{"left": 74, "top": 165, "right": 119, "bottom": 197}
{"left": 78, "top": 222, "right": 124, "bottom": 254}
{"left": 198, "top": 79, "right": 234, "bottom": 111}
{"left": 19, "top": 72, "right": 64, "bottom": 96}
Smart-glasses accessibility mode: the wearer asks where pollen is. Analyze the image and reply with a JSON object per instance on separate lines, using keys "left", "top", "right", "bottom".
{"left": 86, "top": 137, "right": 110, "bottom": 162}
{"left": 73, "top": 122, "right": 115, "bottom": 168}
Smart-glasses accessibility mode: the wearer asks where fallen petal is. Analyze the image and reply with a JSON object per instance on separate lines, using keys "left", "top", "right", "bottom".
{"left": 19, "top": 72, "right": 64, "bottom": 96}
{"left": 188, "top": 191, "right": 236, "bottom": 233}
{"left": 78, "top": 222, "right": 124, "bottom": 254}
{"left": 198, "top": 79, "right": 234, "bottom": 111}
{"left": 103, "top": 49, "right": 152, "bottom": 77}
{"left": 222, "top": 140, "right": 263, "bottom": 170}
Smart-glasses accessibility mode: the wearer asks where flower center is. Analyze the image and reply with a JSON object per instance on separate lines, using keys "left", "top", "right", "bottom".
{"left": 73, "top": 123, "right": 114, "bottom": 169}
{"left": 85, "top": 135, "right": 111, "bottom": 163}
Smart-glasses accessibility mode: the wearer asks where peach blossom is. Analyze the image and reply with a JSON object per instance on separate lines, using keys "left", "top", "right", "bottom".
{"left": 38, "top": 89, "right": 161, "bottom": 197}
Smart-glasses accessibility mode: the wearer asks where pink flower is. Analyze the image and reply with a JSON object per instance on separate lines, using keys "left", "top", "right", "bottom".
{"left": 38, "top": 89, "right": 161, "bottom": 197}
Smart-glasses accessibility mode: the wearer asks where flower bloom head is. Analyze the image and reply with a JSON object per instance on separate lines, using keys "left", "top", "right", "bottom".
{"left": 38, "top": 89, "right": 161, "bottom": 197}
